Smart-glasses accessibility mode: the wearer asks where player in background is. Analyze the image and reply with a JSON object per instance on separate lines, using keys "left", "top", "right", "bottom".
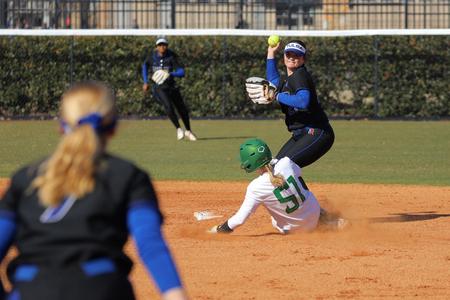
{"left": 266, "top": 40, "right": 335, "bottom": 168}
{"left": 0, "top": 82, "right": 187, "bottom": 300}
{"left": 209, "top": 138, "right": 346, "bottom": 234}
{"left": 142, "top": 36, "right": 197, "bottom": 141}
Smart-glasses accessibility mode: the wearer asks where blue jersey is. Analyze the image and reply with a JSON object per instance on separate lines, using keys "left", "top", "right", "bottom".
{"left": 279, "top": 65, "right": 329, "bottom": 131}
{"left": 0, "top": 153, "right": 182, "bottom": 293}
{"left": 267, "top": 59, "right": 329, "bottom": 131}
{"left": 142, "top": 49, "right": 185, "bottom": 86}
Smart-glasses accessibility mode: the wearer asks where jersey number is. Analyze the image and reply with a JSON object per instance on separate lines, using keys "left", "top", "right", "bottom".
{"left": 273, "top": 175, "right": 305, "bottom": 214}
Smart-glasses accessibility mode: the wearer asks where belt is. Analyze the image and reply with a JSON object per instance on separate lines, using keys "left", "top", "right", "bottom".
{"left": 292, "top": 127, "right": 317, "bottom": 137}
{"left": 13, "top": 258, "right": 117, "bottom": 282}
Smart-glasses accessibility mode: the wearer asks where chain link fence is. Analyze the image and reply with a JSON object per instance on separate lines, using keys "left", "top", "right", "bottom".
{"left": 1, "top": 1, "right": 449, "bottom": 30}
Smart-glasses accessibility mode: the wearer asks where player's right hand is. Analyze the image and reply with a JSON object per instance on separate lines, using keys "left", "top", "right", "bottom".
{"left": 267, "top": 43, "right": 281, "bottom": 58}
{"left": 143, "top": 83, "right": 149, "bottom": 92}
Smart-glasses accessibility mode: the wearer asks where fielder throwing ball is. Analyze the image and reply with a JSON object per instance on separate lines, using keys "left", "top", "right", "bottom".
{"left": 0, "top": 82, "right": 187, "bottom": 300}
{"left": 246, "top": 39, "right": 334, "bottom": 167}
{"left": 142, "top": 36, "right": 197, "bottom": 141}
{"left": 209, "top": 138, "right": 321, "bottom": 234}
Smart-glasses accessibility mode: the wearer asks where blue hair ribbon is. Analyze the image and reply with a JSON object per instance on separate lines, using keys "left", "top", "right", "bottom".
{"left": 61, "top": 113, "right": 117, "bottom": 134}
{"left": 78, "top": 113, "right": 103, "bottom": 132}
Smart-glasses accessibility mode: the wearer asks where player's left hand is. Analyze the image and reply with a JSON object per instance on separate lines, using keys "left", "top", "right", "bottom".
{"left": 245, "top": 77, "right": 277, "bottom": 104}
{"left": 152, "top": 70, "right": 170, "bottom": 85}
{"left": 207, "top": 225, "right": 219, "bottom": 233}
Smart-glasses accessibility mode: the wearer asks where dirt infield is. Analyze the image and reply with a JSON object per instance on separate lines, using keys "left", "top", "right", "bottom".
{"left": 1, "top": 179, "right": 449, "bottom": 299}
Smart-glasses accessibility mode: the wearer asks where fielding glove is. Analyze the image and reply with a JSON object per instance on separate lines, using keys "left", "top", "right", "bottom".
{"left": 245, "top": 77, "right": 277, "bottom": 104}
{"left": 151, "top": 69, "right": 170, "bottom": 85}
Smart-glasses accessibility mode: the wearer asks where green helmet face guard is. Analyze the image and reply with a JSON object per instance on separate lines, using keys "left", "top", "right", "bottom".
{"left": 239, "top": 138, "right": 272, "bottom": 173}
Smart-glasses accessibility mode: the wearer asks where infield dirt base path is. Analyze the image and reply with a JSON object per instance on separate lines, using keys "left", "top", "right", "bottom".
{"left": 1, "top": 180, "right": 450, "bottom": 299}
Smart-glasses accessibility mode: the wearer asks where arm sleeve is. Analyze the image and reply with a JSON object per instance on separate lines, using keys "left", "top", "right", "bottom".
{"left": 266, "top": 58, "right": 280, "bottom": 87}
{"left": 0, "top": 217, "right": 12, "bottom": 298}
{"left": 127, "top": 202, "right": 182, "bottom": 293}
{"left": 227, "top": 183, "right": 261, "bottom": 229}
{"left": 142, "top": 50, "right": 152, "bottom": 84}
{"left": 0, "top": 213, "right": 16, "bottom": 263}
{"left": 277, "top": 89, "right": 310, "bottom": 109}
{"left": 142, "top": 62, "right": 149, "bottom": 84}
{"left": 170, "top": 68, "right": 185, "bottom": 78}
{"left": 0, "top": 174, "right": 19, "bottom": 268}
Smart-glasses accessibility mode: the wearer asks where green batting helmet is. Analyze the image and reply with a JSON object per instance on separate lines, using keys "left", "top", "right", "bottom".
{"left": 239, "top": 138, "right": 272, "bottom": 173}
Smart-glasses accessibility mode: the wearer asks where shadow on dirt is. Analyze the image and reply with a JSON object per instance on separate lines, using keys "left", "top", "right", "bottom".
{"left": 240, "top": 232, "right": 282, "bottom": 237}
{"left": 197, "top": 136, "right": 253, "bottom": 141}
{"left": 369, "top": 211, "right": 450, "bottom": 223}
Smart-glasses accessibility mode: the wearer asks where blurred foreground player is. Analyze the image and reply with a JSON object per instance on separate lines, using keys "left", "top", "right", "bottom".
{"left": 0, "top": 82, "right": 187, "bottom": 300}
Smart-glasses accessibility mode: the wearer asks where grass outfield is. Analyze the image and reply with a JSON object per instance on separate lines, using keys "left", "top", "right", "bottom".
{"left": 0, "top": 120, "right": 448, "bottom": 185}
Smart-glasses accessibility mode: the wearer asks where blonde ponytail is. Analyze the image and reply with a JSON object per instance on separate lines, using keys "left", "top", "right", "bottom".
{"left": 32, "top": 82, "right": 116, "bottom": 207}
{"left": 264, "top": 164, "right": 285, "bottom": 187}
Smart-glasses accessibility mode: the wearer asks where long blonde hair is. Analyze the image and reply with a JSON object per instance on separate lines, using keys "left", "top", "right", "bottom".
{"left": 32, "top": 82, "right": 117, "bottom": 207}
{"left": 264, "top": 163, "right": 285, "bottom": 187}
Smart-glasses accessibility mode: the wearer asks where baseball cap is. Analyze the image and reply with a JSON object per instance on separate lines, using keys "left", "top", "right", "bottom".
{"left": 284, "top": 42, "right": 306, "bottom": 56}
{"left": 155, "top": 37, "right": 168, "bottom": 45}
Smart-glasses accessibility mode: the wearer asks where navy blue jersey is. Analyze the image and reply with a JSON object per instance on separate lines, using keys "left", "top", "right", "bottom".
{"left": 0, "top": 153, "right": 160, "bottom": 275}
{"left": 280, "top": 66, "right": 329, "bottom": 131}
{"left": 142, "top": 49, "right": 184, "bottom": 86}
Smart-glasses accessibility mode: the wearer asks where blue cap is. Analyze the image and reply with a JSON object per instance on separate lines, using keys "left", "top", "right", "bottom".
{"left": 284, "top": 42, "right": 306, "bottom": 56}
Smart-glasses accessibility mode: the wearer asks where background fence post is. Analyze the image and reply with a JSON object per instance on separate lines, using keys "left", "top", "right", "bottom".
{"left": 0, "top": 0, "right": 6, "bottom": 28}
{"left": 423, "top": 0, "right": 426, "bottom": 28}
{"left": 235, "top": 0, "right": 244, "bottom": 29}
{"left": 404, "top": 0, "right": 409, "bottom": 29}
{"left": 81, "top": 0, "right": 90, "bottom": 29}
{"left": 288, "top": 0, "right": 293, "bottom": 30}
{"left": 171, "top": 0, "right": 176, "bottom": 29}
{"left": 54, "top": 0, "right": 59, "bottom": 29}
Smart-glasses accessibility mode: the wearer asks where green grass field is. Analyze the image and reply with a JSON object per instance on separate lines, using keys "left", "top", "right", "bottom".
{"left": 0, "top": 120, "right": 449, "bottom": 185}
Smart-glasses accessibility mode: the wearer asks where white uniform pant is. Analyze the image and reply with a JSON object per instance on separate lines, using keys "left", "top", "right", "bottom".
{"left": 270, "top": 195, "right": 320, "bottom": 234}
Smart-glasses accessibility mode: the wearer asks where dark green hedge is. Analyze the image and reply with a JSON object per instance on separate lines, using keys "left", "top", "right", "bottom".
{"left": 0, "top": 35, "right": 449, "bottom": 117}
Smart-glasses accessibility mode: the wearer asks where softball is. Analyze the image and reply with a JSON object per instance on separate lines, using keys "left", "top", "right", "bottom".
{"left": 267, "top": 35, "right": 280, "bottom": 47}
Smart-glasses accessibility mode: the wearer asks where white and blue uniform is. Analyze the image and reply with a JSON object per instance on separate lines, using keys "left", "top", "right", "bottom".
{"left": 227, "top": 157, "right": 320, "bottom": 233}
